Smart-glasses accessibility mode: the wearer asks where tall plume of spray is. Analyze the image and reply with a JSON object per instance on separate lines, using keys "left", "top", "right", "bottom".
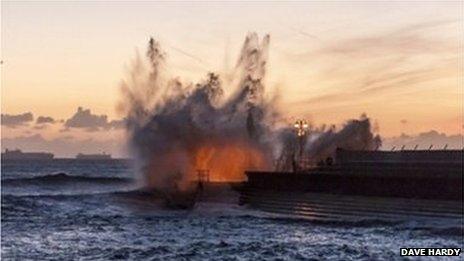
{"left": 119, "top": 33, "right": 276, "bottom": 190}
{"left": 119, "top": 33, "right": 382, "bottom": 190}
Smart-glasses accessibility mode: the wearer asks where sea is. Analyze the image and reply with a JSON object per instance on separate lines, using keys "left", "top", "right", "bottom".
{"left": 1, "top": 159, "right": 462, "bottom": 260}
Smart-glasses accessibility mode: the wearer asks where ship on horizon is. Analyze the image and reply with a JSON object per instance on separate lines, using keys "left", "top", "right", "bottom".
{"left": 75, "top": 152, "right": 112, "bottom": 160}
{"left": 1, "top": 149, "right": 54, "bottom": 160}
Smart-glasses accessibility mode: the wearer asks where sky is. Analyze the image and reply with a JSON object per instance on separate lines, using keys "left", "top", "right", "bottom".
{"left": 1, "top": 1, "right": 462, "bottom": 157}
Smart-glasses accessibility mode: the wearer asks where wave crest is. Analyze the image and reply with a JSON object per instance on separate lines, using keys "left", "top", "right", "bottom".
{"left": 2, "top": 172, "right": 133, "bottom": 184}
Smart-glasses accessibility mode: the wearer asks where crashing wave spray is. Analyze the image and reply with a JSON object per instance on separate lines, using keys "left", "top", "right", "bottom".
{"left": 275, "top": 115, "right": 381, "bottom": 171}
{"left": 305, "top": 115, "right": 382, "bottom": 162}
{"left": 119, "top": 33, "right": 276, "bottom": 190}
{"left": 119, "top": 33, "right": 382, "bottom": 191}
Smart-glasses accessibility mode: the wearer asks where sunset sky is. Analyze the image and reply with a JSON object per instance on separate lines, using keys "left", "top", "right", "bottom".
{"left": 1, "top": 1, "right": 462, "bottom": 157}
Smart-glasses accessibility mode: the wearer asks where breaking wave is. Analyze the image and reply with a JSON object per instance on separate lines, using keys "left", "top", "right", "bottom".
{"left": 1, "top": 172, "right": 139, "bottom": 198}
{"left": 2, "top": 172, "right": 133, "bottom": 184}
{"left": 1, "top": 188, "right": 152, "bottom": 199}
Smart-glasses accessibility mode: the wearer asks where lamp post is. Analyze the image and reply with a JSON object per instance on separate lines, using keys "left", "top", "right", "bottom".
{"left": 294, "top": 119, "right": 309, "bottom": 168}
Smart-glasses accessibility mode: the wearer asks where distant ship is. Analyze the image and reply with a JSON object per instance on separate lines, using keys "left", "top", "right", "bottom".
{"left": 1, "top": 149, "right": 54, "bottom": 160}
{"left": 75, "top": 152, "right": 112, "bottom": 160}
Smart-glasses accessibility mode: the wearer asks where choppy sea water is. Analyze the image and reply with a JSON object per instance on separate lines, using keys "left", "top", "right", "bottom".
{"left": 1, "top": 159, "right": 462, "bottom": 260}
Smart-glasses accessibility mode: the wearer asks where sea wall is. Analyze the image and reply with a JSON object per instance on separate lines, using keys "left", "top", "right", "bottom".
{"left": 245, "top": 150, "right": 463, "bottom": 200}
{"left": 245, "top": 169, "right": 462, "bottom": 200}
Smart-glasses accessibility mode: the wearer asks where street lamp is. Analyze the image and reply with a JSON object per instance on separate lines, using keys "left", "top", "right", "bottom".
{"left": 294, "top": 119, "right": 309, "bottom": 169}
{"left": 294, "top": 120, "right": 309, "bottom": 137}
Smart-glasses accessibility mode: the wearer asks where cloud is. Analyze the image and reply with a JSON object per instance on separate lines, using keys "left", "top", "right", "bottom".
{"left": 33, "top": 125, "right": 47, "bottom": 130}
{"left": 317, "top": 20, "right": 456, "bottom": 59}
{"left": 36, "top": 116, "right": 56, "bottom": 124}
{"left": 382, "top": 130, "right": 463, "bottom": 150}
{"left": 64, "top": 107, "right": 126, "bottom": 131}
{"left": 108, "top": 119, "right": 126, "bottom": 129}
{"left": 64, "top": 107, "right": 108, "bottom": 131}
{"left": 1, "top": 112, "right": 34, "bottom": 127}
{"left": 1, "top": 134, "right": 129, "bottom": 158}
{"left": 289, "top": 20, "right": 458, "bottom": 106}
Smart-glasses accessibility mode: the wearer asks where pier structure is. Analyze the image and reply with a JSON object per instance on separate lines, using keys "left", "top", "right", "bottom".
{"left": 240, "top": 149, "right": 463, "bottom": 222}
